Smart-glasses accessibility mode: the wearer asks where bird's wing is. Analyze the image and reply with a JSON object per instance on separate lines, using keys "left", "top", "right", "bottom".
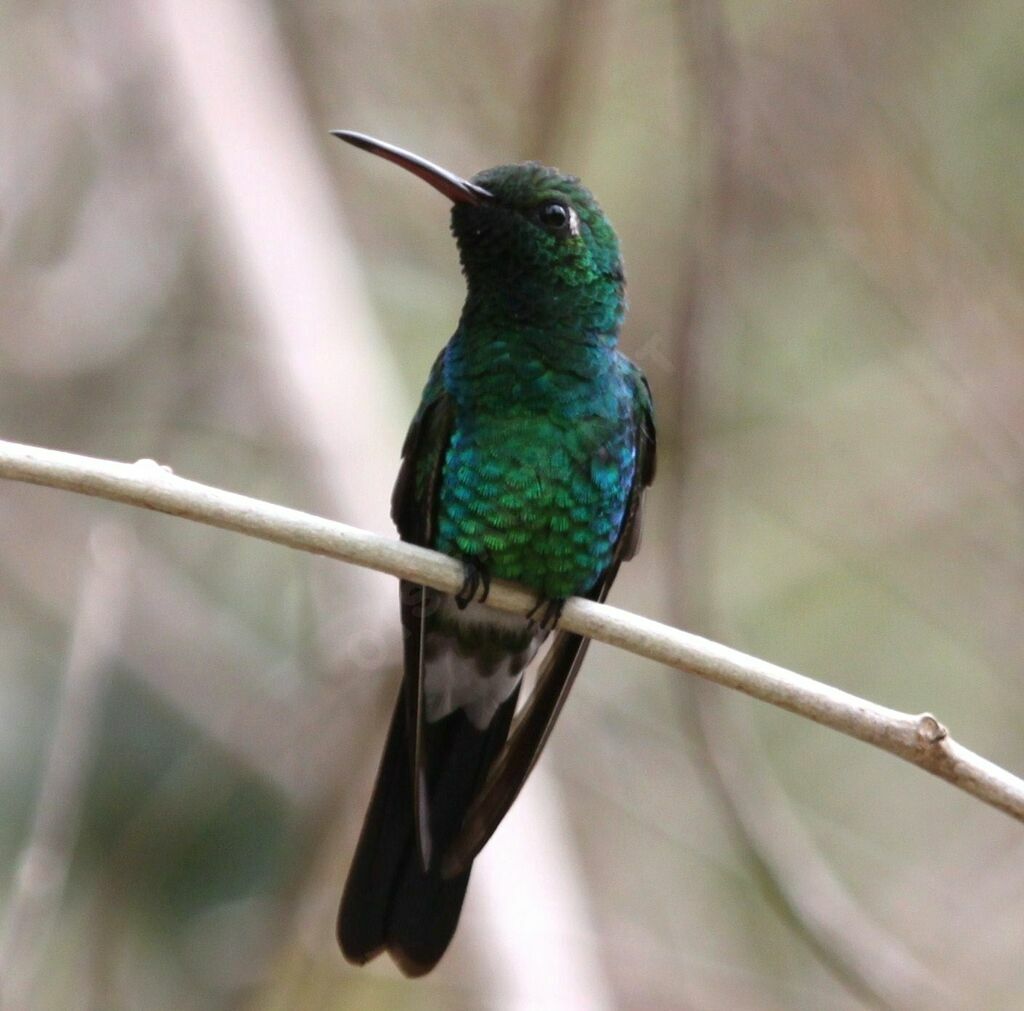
{"left": 443, "top": 363, "right": 657, "bottom": 877}
{"left": 391, "top": 349, "right": 456, "bottom": 870}
{"left": 391, "top": 348, "right": 451, "bottom": 545}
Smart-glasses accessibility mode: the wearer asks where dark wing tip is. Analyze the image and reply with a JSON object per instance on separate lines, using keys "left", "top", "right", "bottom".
{"left": 390, "top": 945, "right": 440, "bottom": 978}
{"left": 337, "top": 933, "right": 385, "bottom": 968}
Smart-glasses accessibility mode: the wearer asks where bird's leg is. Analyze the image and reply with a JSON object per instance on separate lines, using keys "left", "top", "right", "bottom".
{"left": 477, "top": 564, "right": 492, "bottom": 604}
{"left": 455, "top": 556, "right": 491, "bottom": 609}
{"left": 526, "top": 597, "right": 565, "bottom": 632}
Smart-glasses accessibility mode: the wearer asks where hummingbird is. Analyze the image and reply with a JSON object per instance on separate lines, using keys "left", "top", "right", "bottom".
{"left": 332, "top": 131, "right": 656, "bottom": 976}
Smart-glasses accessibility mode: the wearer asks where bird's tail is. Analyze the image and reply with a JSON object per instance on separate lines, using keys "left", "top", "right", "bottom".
{"left": 337, "top": 680, "right": 519, "bottom": 976}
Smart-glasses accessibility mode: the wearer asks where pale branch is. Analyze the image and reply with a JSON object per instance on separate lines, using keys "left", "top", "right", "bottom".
{"left": 1, "top": 437, "right": 1023, "bottom": 826}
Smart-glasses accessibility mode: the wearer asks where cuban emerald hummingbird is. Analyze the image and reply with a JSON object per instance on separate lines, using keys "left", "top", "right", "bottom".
{"left": 332, "top": 130, "right": 656, "bottom": 976}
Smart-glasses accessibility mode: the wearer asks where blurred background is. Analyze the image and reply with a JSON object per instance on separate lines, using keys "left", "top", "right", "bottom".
{"left": 2, "top": 0, "right": 1023, "bottom": 1008}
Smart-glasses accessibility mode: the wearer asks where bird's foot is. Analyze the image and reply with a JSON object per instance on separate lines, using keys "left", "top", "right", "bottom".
{"left": 526, "top": 597, "right": 565, "bottom": 632}
{"left": 455, "top": 557, "right": 491, "bottom": 609}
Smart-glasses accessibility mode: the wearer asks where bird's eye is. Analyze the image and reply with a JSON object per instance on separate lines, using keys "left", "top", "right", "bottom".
{"left": 537, "top": 201, "right": 571, "bottom": 231}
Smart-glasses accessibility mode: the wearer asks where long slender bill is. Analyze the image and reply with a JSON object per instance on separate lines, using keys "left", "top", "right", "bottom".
{"left": 331, "top": 131, "right": 492, "bottom": 205}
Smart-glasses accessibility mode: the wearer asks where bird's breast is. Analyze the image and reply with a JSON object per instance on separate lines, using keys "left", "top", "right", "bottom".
{"left": 434, "top": 408, "right": 635, "bottom": 600}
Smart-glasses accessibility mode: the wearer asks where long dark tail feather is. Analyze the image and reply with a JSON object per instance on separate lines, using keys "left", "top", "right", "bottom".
{"left": 337, "top": 675, "right": 520, "bottom": 976}
{"left": 443, "top": 566, "right": 624, "bottom": 878}
{"left": 442, "top": 628, "right": 591, "bottom": 878}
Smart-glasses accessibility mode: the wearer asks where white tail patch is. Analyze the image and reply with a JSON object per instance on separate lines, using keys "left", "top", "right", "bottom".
{"left": 423, "top": 598, "right": 546, "bottom": 728}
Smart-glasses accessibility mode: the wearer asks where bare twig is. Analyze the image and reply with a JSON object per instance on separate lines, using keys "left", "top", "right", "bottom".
{"left": 0, "top": 522, "right": 133, "bottom": 1011}
{"left": 1, "top": 438, "right": 1022, "bottom": 829}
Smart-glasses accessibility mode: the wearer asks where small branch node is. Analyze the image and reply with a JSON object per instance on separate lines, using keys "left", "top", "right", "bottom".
{"left": 915, "top": 713, "right": 948, "bottom": 746}
{"left": 133, "top": 458, "right": 174, "bottom": 475}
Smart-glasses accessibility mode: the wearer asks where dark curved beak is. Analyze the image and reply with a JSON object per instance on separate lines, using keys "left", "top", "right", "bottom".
{"left": 331, "top": 131, "right": 493, "bottom": 206}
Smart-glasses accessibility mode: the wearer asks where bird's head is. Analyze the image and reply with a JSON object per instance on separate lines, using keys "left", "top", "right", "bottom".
{"left": 333, "top": 132, "right": 624, "bottom": 335}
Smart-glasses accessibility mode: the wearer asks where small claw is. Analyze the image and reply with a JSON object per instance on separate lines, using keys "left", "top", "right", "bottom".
{"left": 455, "top": 569, "right": 476, "bottom": 609}
{"left": 455, "top": 557, "right": 490, "bottom": 609}
{"left": 541, "top": 599, "right": 565, "bottom": 630}
{"left": 526, "top": 597, "right": 565, "bottom": 631}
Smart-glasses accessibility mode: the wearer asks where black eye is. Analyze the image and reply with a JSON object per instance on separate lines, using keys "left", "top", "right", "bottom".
{"left": 538, "top": 201, "right": 570, "bottom": 231}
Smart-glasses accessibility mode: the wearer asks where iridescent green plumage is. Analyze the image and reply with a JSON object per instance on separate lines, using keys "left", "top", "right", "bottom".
{"left": 414, "top": 162, "right": 650, "bottom": 600}
{"left": 333, "top": 133, "right": 656, "bottom": 976}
